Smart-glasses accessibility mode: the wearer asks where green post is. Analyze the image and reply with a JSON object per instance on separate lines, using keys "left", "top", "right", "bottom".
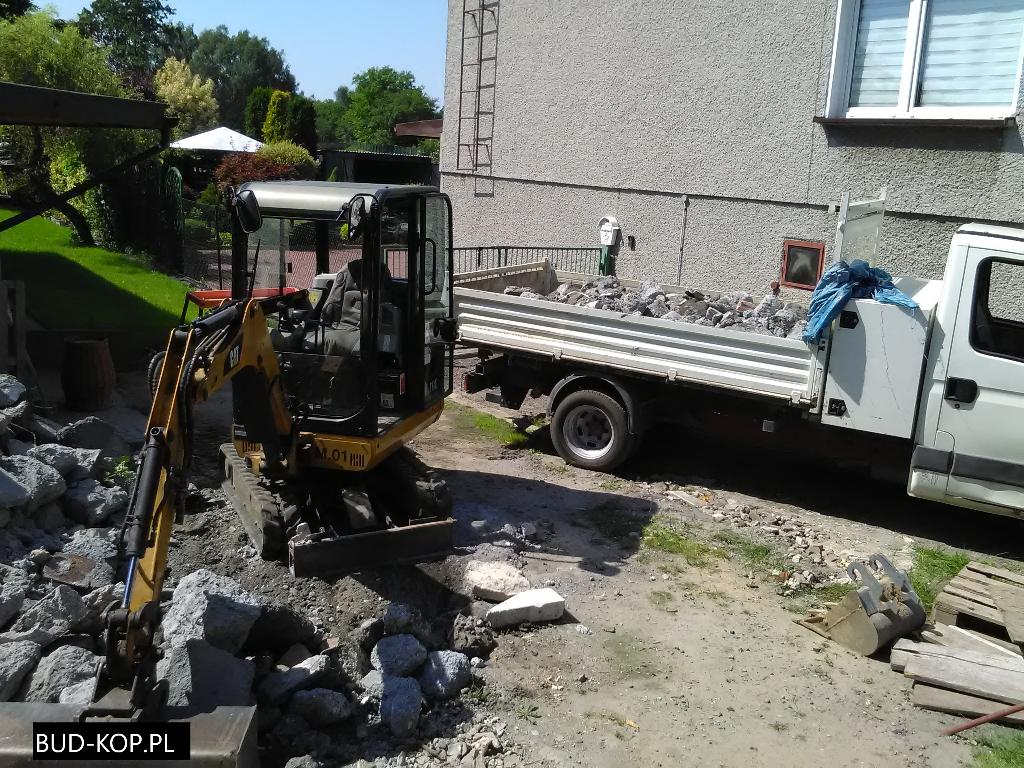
{"left": 599, "top": 246, "right": 615, "bottom": 276}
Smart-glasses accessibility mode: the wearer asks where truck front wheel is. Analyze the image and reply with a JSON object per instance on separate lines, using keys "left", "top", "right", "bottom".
{"left": 550, "top": 389, "right": 634, "bottom": 471}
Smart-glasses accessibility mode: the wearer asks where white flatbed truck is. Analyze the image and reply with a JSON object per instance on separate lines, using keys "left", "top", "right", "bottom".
{"left": 453, "top": 199, "right": 1024, "bottom": 521}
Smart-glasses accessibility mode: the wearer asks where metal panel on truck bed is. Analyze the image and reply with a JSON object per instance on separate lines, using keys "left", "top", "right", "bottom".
{"left": 455, "top": 287, "right": 819, "bottom": 402}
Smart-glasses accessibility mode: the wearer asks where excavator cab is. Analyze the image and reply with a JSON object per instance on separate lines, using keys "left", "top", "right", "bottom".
{"left": 222, "top": 182, "right": 457, "bottom": 576}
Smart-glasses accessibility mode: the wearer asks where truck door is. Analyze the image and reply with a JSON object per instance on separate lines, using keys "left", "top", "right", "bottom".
{"left": 935, "top": 244, "right": 1024, "bottom": 513}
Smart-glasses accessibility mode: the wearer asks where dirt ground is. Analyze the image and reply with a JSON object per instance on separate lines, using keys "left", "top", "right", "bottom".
{"left": 117, "top": 352, "right": 1024, "bottom": 768}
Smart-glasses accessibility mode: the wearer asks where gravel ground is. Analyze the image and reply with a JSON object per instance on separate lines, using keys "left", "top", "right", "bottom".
{"left": 145, "top": 351, "right": 1024, "bottom": 767}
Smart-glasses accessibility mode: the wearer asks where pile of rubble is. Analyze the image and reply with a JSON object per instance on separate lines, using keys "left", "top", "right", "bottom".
{"left": 661, "top": 485, "right": 916, "bottom": 594}
{"left": 505, "top": 276, "right": 809, "bottom": 339}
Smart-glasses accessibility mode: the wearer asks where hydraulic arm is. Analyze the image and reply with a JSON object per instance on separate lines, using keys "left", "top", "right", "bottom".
{"left": 97, "top": 293, "right": 298, "bottom": 714}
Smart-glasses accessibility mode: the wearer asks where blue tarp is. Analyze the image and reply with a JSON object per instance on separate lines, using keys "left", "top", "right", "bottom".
{"left": 802, "top": 259, "right": 918, "bottom": 342}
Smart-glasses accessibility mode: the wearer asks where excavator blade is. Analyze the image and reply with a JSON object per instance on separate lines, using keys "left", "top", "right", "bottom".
{"left": 0, "top": 704, "right": 258, "bottom": 767}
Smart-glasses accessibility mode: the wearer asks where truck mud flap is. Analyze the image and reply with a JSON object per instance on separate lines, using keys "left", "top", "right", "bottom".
{"left": 0, "top": 703, "right": 257, "bottom": 767}
{"left": 289, "top": 518, "right": 454, "bottom": 578}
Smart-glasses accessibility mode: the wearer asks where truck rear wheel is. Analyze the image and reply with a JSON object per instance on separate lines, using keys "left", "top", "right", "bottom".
{"left": 551, "top": 389, "right": 634, "bottom": 471}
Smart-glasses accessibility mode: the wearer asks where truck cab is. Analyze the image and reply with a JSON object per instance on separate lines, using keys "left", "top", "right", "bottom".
{"left": 910, "top": 224, "right": 1024, "bottom": 519}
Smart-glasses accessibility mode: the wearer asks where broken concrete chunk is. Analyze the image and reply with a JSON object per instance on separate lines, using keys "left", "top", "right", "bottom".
{"left": 258, "top": 653, "right": 329, "bottom": 705}
{"left": 2, "top": 584, "right": 87, "bottom": 646}
{"left": 33, "top": 503, "right": 68, "bottom": 533}
{"left": 163, "top": 569, "right": 262, "bottom": 654}
{"left": 418, "top": 650, "right": 471, "bottom": 701}
{"left": 0, "top": 567, "right": 29, "bottom": 629}
{"left": 379, "top": 676, "right": 422, "bottom": 738}
{"left": 284, "top": 756, "right": 329, "bottom": 768}
{"left": 358, "top": 669, "right": 384, "bottom": 705}
{"left": 63, "top": 480, "right": 128, "bottom": 526}
{"left": 289, "top": 687, "right": 352, "bottom": 727}
{"left": 28, "top": 445, "right": 101, "bottom": 479}
{"left": 58, "top": 679, "right": 95, "bottom": 708}
{"left": 486, "top": 587, "right": 566, "bottom": 629}
{"left": 276, "top": 643, "right": 311, "bottom": 670}
{"left": 0, "top": 375, "right": 26, "bottom": 408}
{"left": 157, "top": 638, "right": 255, "bottom": 714}
{"left": 370, "top": 634, "right": 427, "bottom": 677}
{"left": 352, "top": 616, "right": 385, "bottom": 651}
{"left": 464, "top": 560, "right": 530, "bottom": 602}
{"left": 56, "top": 417, "right": 130, "bottom": 460}
{"left": 0, "top": 456, "right": 65, "bottom": 512}
{"left": 24, "top": 644, "right": 99, "bottom": 702}
{"left": 382, "top": 602, "right": 437, "bottom": 647}
{"left": 0, "top": 640, "right": 40, "bottom": 701}
{"left": 448, "top": 613, "right": 496, "bottom": 658}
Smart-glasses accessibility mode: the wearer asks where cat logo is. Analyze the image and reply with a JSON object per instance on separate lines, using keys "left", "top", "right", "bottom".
{"left": 225, "top": 342, "right": 242, "bottom": 373}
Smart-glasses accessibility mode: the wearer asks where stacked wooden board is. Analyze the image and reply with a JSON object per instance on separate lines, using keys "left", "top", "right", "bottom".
{"left": 893, "top": 561, "right": 1024, "bottom": 723}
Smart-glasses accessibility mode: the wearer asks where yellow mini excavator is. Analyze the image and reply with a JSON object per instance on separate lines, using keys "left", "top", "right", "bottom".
{"left": 0, "top": 182, "right": 457, "bottom": 766}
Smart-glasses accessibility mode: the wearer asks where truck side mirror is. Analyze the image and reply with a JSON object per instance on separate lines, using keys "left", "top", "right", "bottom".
{"left": 234, "top": 189, "right": 262, "bottom": 234}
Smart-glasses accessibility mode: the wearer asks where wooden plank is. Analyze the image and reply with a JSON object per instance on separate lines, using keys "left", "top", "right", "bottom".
{"left": 966, "top": 562, "right": 1024, "bottom": 589}
{"left": 957, "top": 627, "right": 1024, "bottom": 657}
{"left": 934, "top": 592, "right": 1005, "bottom": 626}
{"left": 903, "top": 656, "right": 1024, "bottom": 705}
{"left": 943, "top": 584, "right": 998, "bottom": 609}
{"left": 948, "top": 576, "right": 993, "bottom": 599}
{"left": 989, "top": 581, "right": 1024, "bottom": 646}
{"left": 912, "top": 683, "right": 1024, "bottom": 724}
{"left": 920, "top": 623, "right": 1020, "bottom": 658}
{"left": 891, "top": 639, "right": 1024, "bottom": 673}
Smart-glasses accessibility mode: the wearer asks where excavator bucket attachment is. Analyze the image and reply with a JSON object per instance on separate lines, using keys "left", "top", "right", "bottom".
{"left": 797, "top": 553, "right": 925, "bottom": 655}
{"left": 0, "top": 704, "right": 258, "bottom": 767}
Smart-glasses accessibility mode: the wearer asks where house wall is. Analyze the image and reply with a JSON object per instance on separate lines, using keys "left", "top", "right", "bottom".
{"left": 440, "top": 0, "right": 1024, "bottom": 291}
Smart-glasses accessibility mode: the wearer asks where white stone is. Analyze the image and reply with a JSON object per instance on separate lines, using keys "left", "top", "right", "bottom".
{"left": 486, "top": 588, "right": 565, "bottom": 629}
{"left": 464, "top": 560, "right": 529, "bottom": 602}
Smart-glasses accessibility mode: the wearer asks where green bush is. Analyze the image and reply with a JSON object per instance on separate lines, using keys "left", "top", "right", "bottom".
{"left": 48, "top": 143, "right": 112, "bottom": 243}
{"left": 256, "top": 141, "right": 316, "bottom": 179}
{"left": 262, "top": 90, "right": 292, "bottom": 144}
{"left": 182, "top": 218, "right": 213, "bottom": 246}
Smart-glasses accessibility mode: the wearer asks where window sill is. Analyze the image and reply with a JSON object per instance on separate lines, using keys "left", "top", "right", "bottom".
{"left": 814, "top": 116, "right": 1016, "bottom": 129}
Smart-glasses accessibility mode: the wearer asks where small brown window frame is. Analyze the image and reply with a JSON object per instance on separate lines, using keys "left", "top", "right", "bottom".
{"left": 780, "top": 239, "right": 826, "bottom": 290}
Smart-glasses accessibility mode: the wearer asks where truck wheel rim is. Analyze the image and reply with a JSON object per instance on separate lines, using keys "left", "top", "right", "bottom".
{"left": 563, "top": 405, "right": 614, "bottom": 460}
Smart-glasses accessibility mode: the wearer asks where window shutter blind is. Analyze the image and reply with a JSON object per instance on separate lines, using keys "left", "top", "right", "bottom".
{"left": 849, "top": 0, "right": 912, "bottom": 106}
{"left": 918, "top": 0, "right": 1024, "bottom": 107}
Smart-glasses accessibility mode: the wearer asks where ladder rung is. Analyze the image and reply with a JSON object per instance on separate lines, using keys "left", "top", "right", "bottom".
{"left": 476, "top": 110, "right": 494, "bottom": 115}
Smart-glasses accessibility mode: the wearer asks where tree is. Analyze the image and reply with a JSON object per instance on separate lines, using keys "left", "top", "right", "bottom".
{"left": 190, "top": 26, "right": 295, "bottom": 131}
{"left": 261, "top": 90, "right": 291, "bottom": 144}
{"left": 288, "top": 94, "right": 318, "bottom": 153}
{"left": 0, "top": 1, "right": 34, "bottom": 20}
{"left": 256, "top": 141, "right": 316, "bottom": 179}
{"left": 158, "top": 21, "right": 197, "bottom": 61}
{"left": 342, "top": 66, "right": 438, "bottom": 146}
{"left": 153, "top": 57, "right": 218, "bottom": 139}
{"left": 0, "top": 11, "right": 136, "bottom": 244}
{"left": 213, "top": 152, "right": 297, "bottom": 190}
{"left": 76, "top": 0, "right": 171, "bottom": 87}
{"left": 244, "top": 86, "right": 273, "bottom": 141}
{"left": 314, "top": 98, "right": 350, "bottom": 146}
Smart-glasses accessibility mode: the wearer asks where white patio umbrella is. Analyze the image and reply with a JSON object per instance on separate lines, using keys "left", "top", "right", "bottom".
{"left": 170, "top": 127, "right": 263, "bottom": 153}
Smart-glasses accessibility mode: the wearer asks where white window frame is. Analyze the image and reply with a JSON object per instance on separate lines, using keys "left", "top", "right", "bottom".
{"left": 824, "top": 0, "right": 1024, "bottom": 120}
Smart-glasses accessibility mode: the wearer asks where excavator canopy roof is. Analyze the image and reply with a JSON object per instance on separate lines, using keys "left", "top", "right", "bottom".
{"left": 237, "top": 180, "right": 439, "bottom": 221}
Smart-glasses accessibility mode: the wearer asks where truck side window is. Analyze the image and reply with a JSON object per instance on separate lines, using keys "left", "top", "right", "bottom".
{"left": 971, "top": 259, "right": 1024, "bottom": 362}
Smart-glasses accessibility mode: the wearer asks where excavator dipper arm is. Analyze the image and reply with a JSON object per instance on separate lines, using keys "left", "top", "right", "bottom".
{"left": 98, "top": 294, "right": 298, "bottom": 713}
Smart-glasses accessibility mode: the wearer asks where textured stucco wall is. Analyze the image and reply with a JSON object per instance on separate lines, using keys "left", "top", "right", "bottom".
{"left": 442, "top": 0, "right": 1024, "bottom": 291}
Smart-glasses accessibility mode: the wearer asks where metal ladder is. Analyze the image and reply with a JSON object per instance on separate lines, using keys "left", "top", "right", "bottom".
{"left": 456, "top": 0, "right": 498, "bottom": 172}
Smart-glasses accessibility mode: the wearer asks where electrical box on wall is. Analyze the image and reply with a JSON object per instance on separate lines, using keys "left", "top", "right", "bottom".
{"left": 598, "top": 216, "right": 620, "bottom": 247}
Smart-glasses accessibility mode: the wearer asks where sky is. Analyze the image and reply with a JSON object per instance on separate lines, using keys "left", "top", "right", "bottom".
{"left": 45, "top": 0, "right": 448, "bottom": 101}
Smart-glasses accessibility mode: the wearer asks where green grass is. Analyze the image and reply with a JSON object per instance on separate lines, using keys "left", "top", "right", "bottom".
{"left": 513, "top": 702, "right": 541, "bottom": 723}
{"left": 972, "top": 726, "right": 1024, "bottom": 768}
{"left": 909, "top": 546, "right": 970, "bottom": 614}
{"left": 713, "top": 529, "right": 788, "bottom": 573}
{"left": 648, "top": 589, "right": 675, "bottom": 608}
{"left": 0, "top": 208, "right": 188, "bottom": 332}
{"left": 642, "top": 522, "right": 724, "bottom": 567}
{"left": 446, "top": 402, "right": 530, "bottom": 447}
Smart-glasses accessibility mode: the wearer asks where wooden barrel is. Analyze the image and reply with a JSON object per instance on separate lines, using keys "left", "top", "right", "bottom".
{"left": 61, "top": 337, "right": 116, "bottom": 411}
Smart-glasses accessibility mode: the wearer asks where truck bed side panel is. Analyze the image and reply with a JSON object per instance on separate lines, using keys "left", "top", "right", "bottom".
{"left": 455, "top": 288, "right": 817, "bottom": 402}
